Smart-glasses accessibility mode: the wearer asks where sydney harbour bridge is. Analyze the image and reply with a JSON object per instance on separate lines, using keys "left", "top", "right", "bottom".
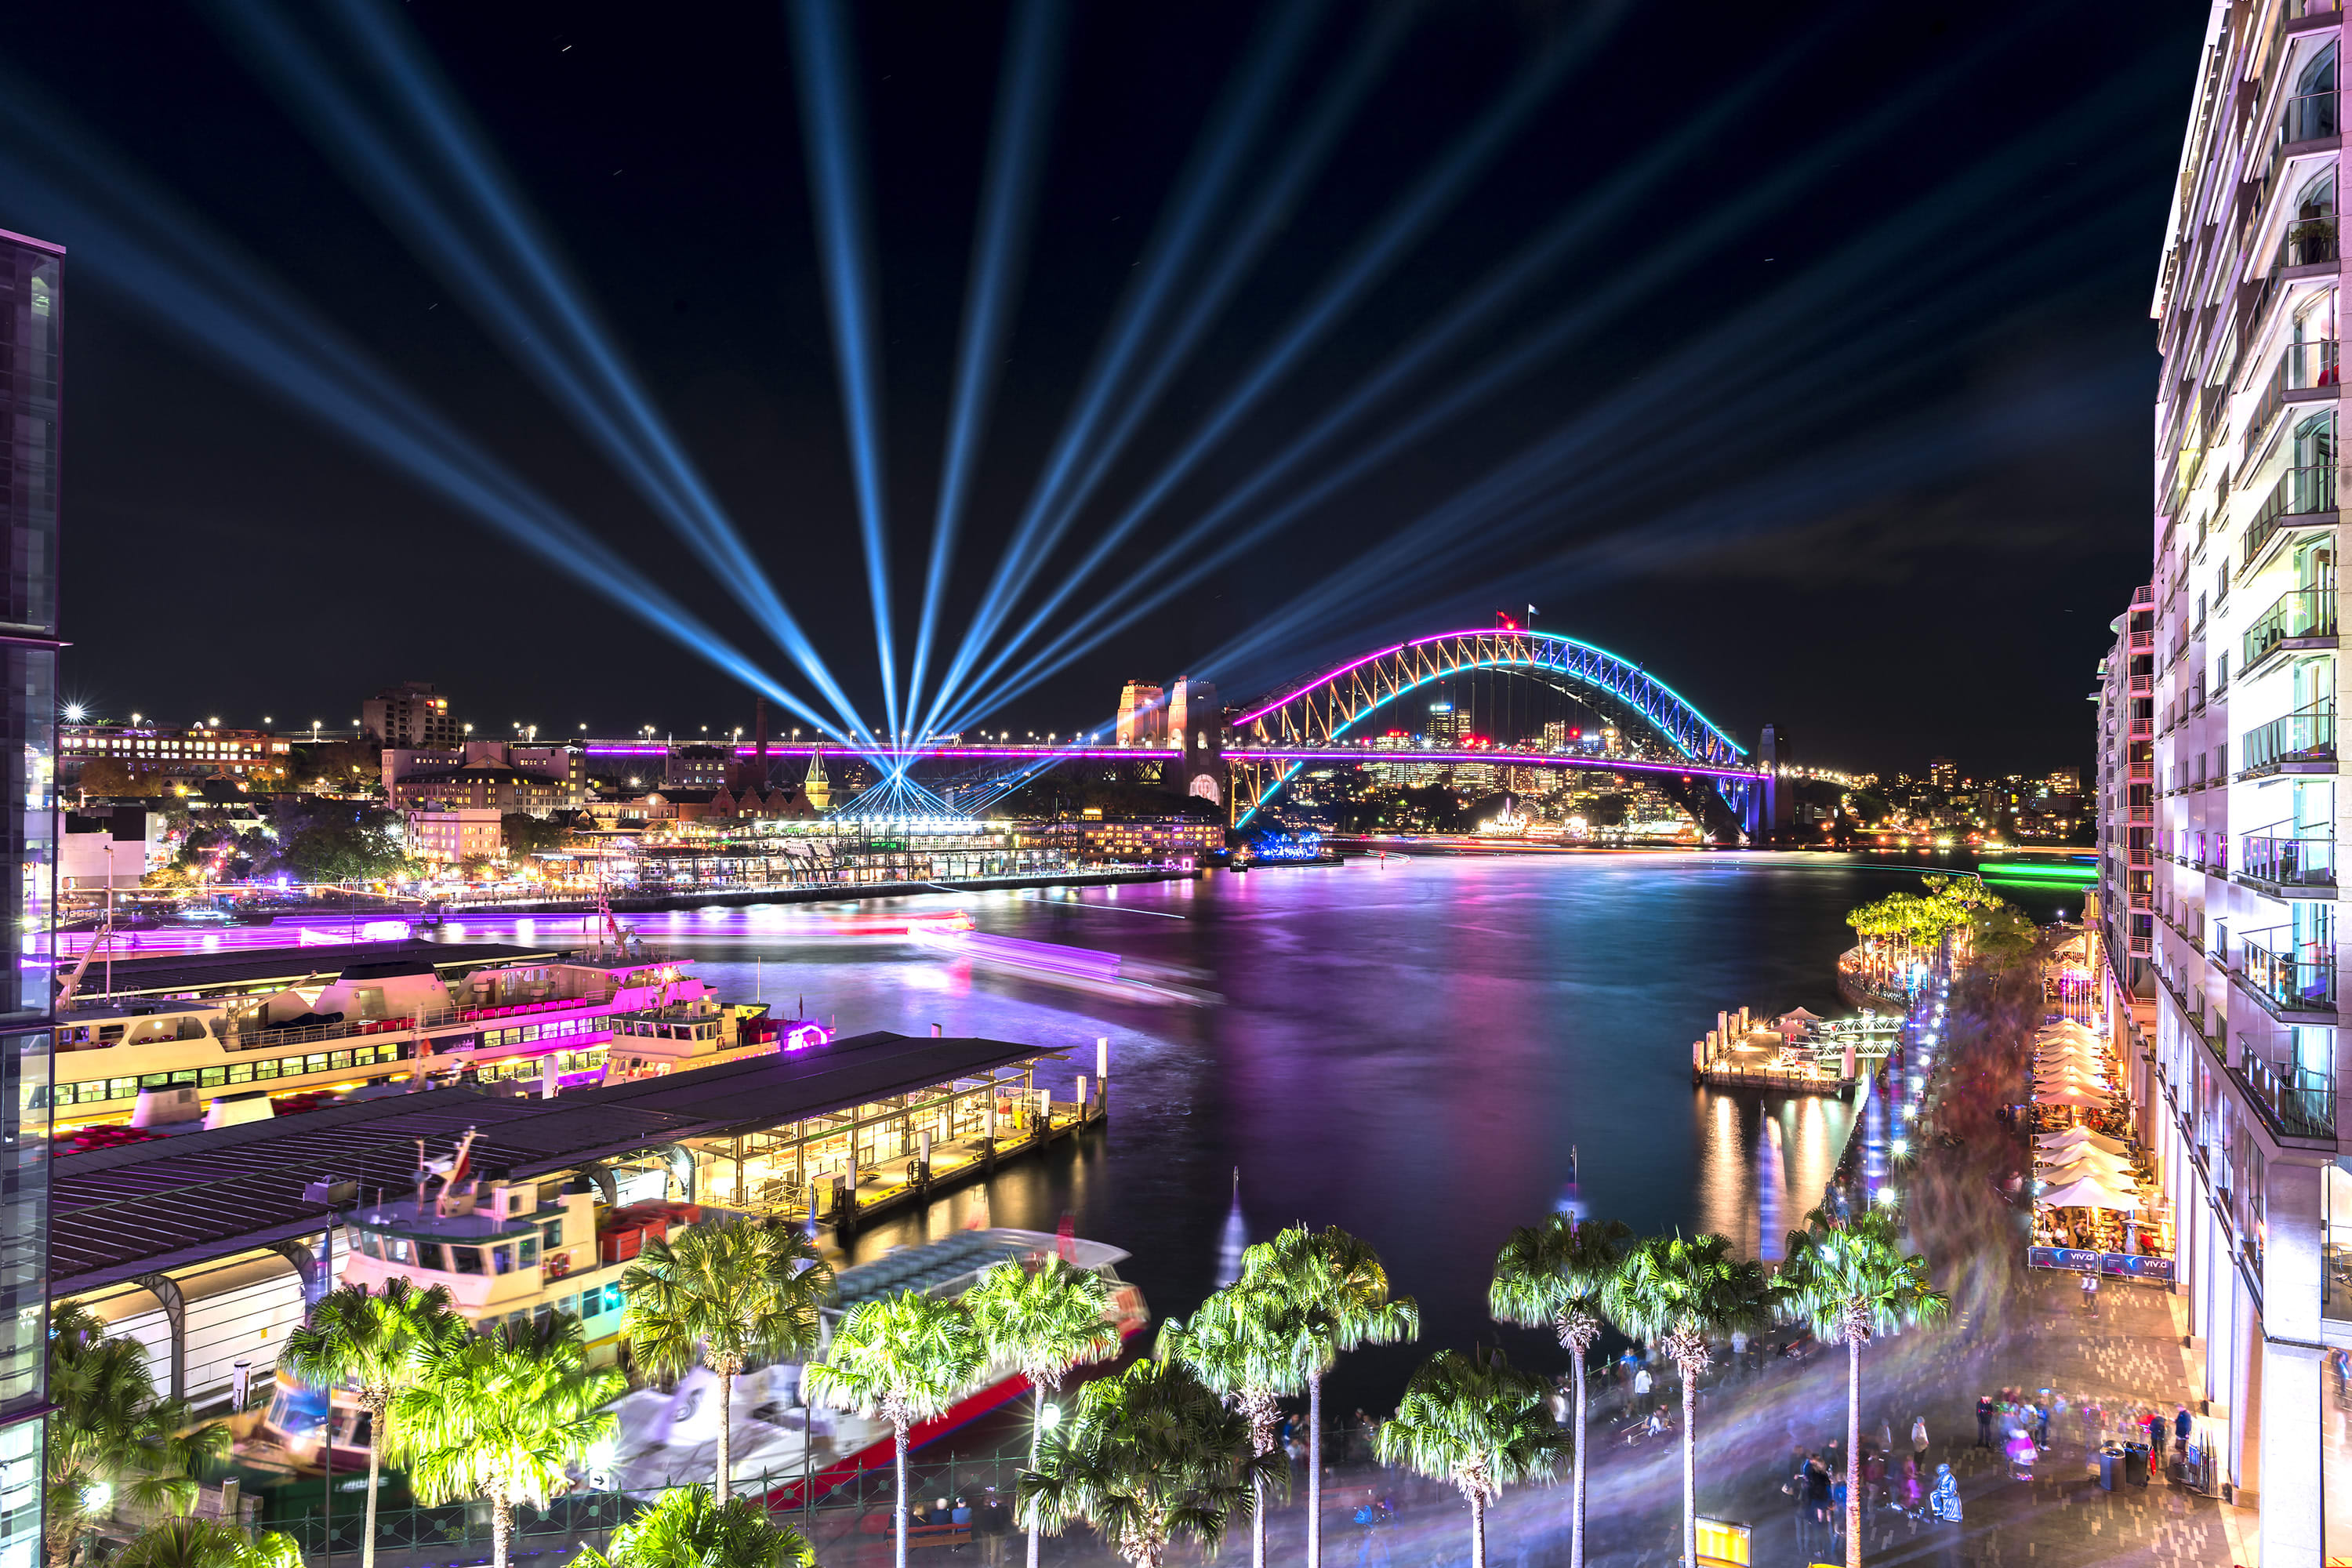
{"left": 593, "top": 628, "right": 1789, "bottom": 843}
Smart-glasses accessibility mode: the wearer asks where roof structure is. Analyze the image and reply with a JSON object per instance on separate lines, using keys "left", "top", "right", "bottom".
{"left": 52, "top": 1030, "right": 1058, "bottom": 1293}
{"left": 85, "top": 940, "right": 567, "bottom": 1000}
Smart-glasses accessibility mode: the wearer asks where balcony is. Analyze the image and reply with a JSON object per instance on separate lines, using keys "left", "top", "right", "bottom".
{"left": 2241, "top": 586, "right": 2339, "bottom": 676}
{"left": 2241, "top": 699, "right": 2336, "bottom": 775}
{"left": 2238, "top": 829, "right": 2337, "bottom": 896}
{"left": 2242, "top": 463, "right": 2337, "bottom": 574}
{"left": 2281, "top": 213, "right": 2340, "bottom": 271}
{"left": 2283, "top": 87, "right": 2340, "bottom": 147}
{"left": 2248, "top": 339, "right": 2339, "bottom": 451}
{"left": 2234, "top": 927, "right": 2337, "bottom": 1017}
{"left": 2234, "top": 1036, "right": 2336, "bottom": 1142}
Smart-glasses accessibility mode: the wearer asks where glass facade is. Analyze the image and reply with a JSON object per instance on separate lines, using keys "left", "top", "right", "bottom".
{"left": 0, "top": 229, "right": 60, "bottom": 1568}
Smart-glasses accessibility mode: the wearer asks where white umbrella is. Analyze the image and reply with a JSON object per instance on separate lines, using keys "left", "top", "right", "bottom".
{"left": 2038, "top": 1176, "right": 2140, "bottom": 1212}
{"left": 2038, "top": 1129, "right": 2129, "bottom": 1156}
{"left": 2037, "top": 1145, "right": 2131, "bottom": 1174}
{"left": 2038, "top": 1157, "right": 2132, "bottom": 1188}
{"left": 2034, "top": 1086, "right": 2111, "bottom": 1109}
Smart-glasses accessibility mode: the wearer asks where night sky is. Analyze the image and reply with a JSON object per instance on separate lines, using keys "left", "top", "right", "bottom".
{"left": 0, "top": 1, "right": 2201, "bottom": 775}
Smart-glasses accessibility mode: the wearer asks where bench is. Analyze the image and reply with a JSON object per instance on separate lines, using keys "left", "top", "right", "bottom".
{"left": 856, "top": 1515, "right": 973, "bottom": 1550}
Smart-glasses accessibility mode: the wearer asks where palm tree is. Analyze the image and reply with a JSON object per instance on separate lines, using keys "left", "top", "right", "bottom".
{"left": 1157, "top": 1285, "right": 1297, "bottom": 1568}
{"left": 1488, "top": 1216, "right": 1629, "bottom": 1568}
{"left": 387, "top": 1314, "right": 622, "bottom": 1568}
{"left": 1375, "top": 1348, "right": 1566, "bottom": 1568}
{"left": 281, "top": 1279, "right": 465, "bottom": 1568}
{"left": 111, "top": 1518, "right": 302, "bottom": 1568}
{"left": 620, "top": 1214, "right": 834, "bottom": 1501}
{"left": 1240, "top": 1225, "right": 1418, "bottom": 1568}
{"left": 45, "top": 1301, "right": 227, "bottom": 1567}
{"left": 804, "top": 1291, "right": 984, "bottom": 1568}
{"left": 1778, "top": 1209, "right": 1948, "bottom": 1568}
{"left": 1601, "top": 1234, "right": 1781, "bottom": 1568}
{"left": 573, "top": 1484, "right": 815, "bottom": 1568}
{"left": 965, "top": 1258, "right": 1120, "bottom": 1568}
{"left": 1019, "top": 1357, "right": 1276, "bottom": 1568}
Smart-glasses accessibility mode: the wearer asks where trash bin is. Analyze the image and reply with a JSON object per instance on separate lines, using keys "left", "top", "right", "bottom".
{"left": 2124, "top": 1442, "right": 2151, "bottom": 1486}
{"left": 2098, "top": 1443, "right": 2125, "bottom": 1490}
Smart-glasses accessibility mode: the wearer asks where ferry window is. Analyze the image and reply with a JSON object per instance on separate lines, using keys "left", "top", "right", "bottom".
{"left": 227, "top": 1064, "right": 252, "bottom": 1084}
{"left": 107, "top": 1078, "right": 133, "bottom": 1100}
{"left": 540, "top": 1218, "right": 564, "bottom": 1249}
{"left": 200, "top": 1068, "right": 226, "bottom": 1088}
{"left": 360, "top": 1233, "right": 386, "bottom": 1261}
{"left": 329, "top": 1051, "right": 351, "bottom": 1070}
{"left": 138, "top": 1073, "right": 168, "bottom": 1091}
{"left": 305, "top": 1054, "right": 327, "bottom": 1075}
{"left": 255, "top": 1059, "right": 279, "bottom": 1081}
{"left": 417, "top": 1243, "right": 447, "bottom": 1270}
{"left": 601, "top": 1282, "right": 626, "bottom": 1316}
{"left": 557, "top": 1293, "right": 579, "bottom": 1319}
{"left": 452, "top": 1247, "right": 485, "bottom": 1276}
{"left": 169, "top": 1070, "right": 198, "bottom": 1087}
{"left": 490, "top": 1245, "right": 515, "bottom": 1275}
{"left": 518, "top": 1238, "right": 539, "bottom": 1268}
{"left": 386, "top": 1236, "right": 413, "bottom": 1264}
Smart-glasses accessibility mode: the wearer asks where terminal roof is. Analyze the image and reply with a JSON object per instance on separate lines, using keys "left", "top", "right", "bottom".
{"left": 52, "top": 1029, "right": 1055, "bottom": 1293}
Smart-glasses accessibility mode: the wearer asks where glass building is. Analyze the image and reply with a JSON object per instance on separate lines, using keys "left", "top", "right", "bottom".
{"left": 0, "top": 227, "right": 59, "bottom": 1568}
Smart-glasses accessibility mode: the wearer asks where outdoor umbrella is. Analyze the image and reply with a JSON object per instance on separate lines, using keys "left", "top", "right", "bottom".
{"left": 2038, "top": 1128, "right": 2129, "bottom": 1156}
{"left": 2034, "top": 1085, "right": 2111, "bottom": 1109}
{"left": 2037, "top": 1156, "right": 2132, "bottom": 1188}
{"left": 2037, "top": 1175, "right": 2139, "bottom": 1211}
{"left": 2036, "top": 1144, "right": 2131, "bottom": 1174}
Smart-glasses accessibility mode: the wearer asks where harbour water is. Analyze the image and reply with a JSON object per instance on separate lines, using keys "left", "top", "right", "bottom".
{"left": 433, "top": 849, "right": 1984, "bottom": 1405}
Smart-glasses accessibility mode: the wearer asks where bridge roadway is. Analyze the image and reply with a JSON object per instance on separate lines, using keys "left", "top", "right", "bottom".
{"left": 583, "top": 740, "right": 1762, "bottom": 782}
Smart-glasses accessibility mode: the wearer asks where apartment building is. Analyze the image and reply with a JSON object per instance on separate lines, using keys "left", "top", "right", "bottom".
{"left": 2144, "top": 7, "right": 2352, "bottom": 1559}
{"left": 2094, "top": 584, "right": 2157, "bottom": 1001}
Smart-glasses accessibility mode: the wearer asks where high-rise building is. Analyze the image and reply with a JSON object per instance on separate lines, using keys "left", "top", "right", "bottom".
{"left": 1927, "top": 757, "right": 1957, "bottom": 791}
{"left": 361, "top": 680, "right": 458, "bottom": 749}
{"left": 2139, "top": 15, "right": 2352, "bottom": 1556}
{"left": 1427, "top": 701, "right": 1462, "bottom": 747}
{"left": 0, "top": 227, "right": 59, "bottom": 1568}
{"left": 1115, "top": 681, "right": 1165, "bottom": 748}
{"left": 2093, "top": 586, "right": 2156, "bottom": 1001}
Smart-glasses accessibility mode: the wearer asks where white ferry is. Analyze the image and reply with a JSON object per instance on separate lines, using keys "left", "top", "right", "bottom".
{"left": 48, "top": 937, "right": 822, "bottom": 1143}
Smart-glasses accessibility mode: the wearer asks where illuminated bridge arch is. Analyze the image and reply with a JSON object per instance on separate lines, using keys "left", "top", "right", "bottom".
{"left": 1226, "top": 628, "right": 1753, "bottom": 829}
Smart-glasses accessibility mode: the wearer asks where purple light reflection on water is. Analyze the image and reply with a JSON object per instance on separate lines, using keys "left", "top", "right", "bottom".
{"left": 423, "top": 855, "right": 1912, "bottom": 1404}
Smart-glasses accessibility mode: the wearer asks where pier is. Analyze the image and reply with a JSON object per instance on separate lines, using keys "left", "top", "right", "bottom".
{"left": 1690, "top": 1003, "right": 1902, "bottom": 1097}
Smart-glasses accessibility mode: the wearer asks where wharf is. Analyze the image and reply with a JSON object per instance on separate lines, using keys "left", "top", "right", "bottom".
{"left": 1690, "top": 1001, "right": 1901, "bottom": 1098}
{"left": 434, "top": 866, "right": 1195, "bottom": 917}
{"left": 777, "top": 1091, "right": 1107, "bottom": 1236}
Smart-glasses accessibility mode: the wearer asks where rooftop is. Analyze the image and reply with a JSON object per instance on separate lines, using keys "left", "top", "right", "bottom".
{"left": 51, "top": 1029, "right": 1059, "bottom": 1292}
{"left": 74, "top": 940, "right": 568, "bottom": 1000}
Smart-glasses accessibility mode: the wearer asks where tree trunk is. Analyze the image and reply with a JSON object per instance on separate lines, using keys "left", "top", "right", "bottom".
{"left": 1306, "top": 1373, "right": 1323, "bottom": 1568}
{"left": 1468, "top": 1494, "right": 1486, "bottom": 1568}
{"left": 1250, "top": 1468, "right": 1265, "bottom": 1568}
{"left": 1679, "top": 1374, "right": 1697, "bottom": 1568}
{"left": 1846, "top": 1338, "right": 1862, "bottom": 1568}
{"left": 895, "top": 1422, "right": 912, "bottom": 1568}
{"left": 362, "top": 1397, "right": 387, "bottom": 1568}
{"left": 717, "top": 1365, "right": 735, "bottom": 1504}
{"left": 491, "top": 1497, "right": 512, "bottom": 1568}
{"left": 1570, "top": 1354, "right": 1588, "bottom": 1568}
{"left": 1027, "top": 1382, "right": 1047, "bottom": 1568}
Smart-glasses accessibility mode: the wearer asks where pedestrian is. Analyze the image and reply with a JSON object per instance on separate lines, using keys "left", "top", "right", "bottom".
{"left": 1912, "top": 1414, "right": 1931, "bottom": 1465}
{"left": 1877, "top": 1417, "right": 1893, "bottom": 1460}
{"left": 1900, "top": 1455, "right": 1923, "bottom": 1515}
{"left": 2146, "top": 1407, "right": 2167, "bottom": 1457}
{"left": 1788, "top": 1448, "right": 1815, "bottom": 1553}
{"left": 1633, "top": 1363, "right": 1653, "bottom": 1414}
{"left": 2174, "top": 1404, "right": 2192, "bottom": 1462}
{"left": 2081, "top": 1269, "right": 2100, "bottom": 1313}
{"left": 1806, "top": 1452, "right": 1833, "bottom": 1535}
{"left": 1975, "top": 1394, "right": 1993, "bottom": 1448}
{"left": 975, "top": 1487, "right": 1011, "bottom": 1568}
{"left": 1863, "top": 1446, "right": 1886, "bottom": 1512}
{"left": 1730, "top": 1326, "right": 1748, "bottom": 1374}
{"left": 1929, "top": 1463, "right": 1962, "bottom": 1523}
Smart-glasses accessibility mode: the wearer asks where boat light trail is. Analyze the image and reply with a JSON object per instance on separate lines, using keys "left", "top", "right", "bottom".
{"left": 903, "top": 0, "right": 1070, "bottom": 735}
{"left": 214, "top": 0, "right": 877, "bottom": 745}
{"left": 0, "top": 99, "right": 866, "bottom": 746}
{"left": 922, "top": 0, "right": 1326, "bottom": 731}
{"left": 788, "top": 0, "right": 903, "bottom": 741}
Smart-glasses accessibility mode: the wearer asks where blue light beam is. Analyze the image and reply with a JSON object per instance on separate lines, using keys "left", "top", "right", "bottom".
{"left": 904, "top": 0, "right": 1071, "bottom": 735}
{"left": 787, "top": 0, "right": 903, "bottom": 740}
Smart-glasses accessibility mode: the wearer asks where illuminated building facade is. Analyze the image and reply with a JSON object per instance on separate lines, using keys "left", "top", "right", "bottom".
{"left": 0, "top": 227, "right": 58, "bottom": 1568}
{"left": 1115, "top": 681, "right": 1165, "bottom": 747}
{"left": 2093, "top": 584, "right": 2156, "bottom": 1001}
{"left": 60, "top": 722, "right": 289, "bottom": 784}
{"left": 362, "top": 680, "right": 459, "bottom": 749}
{"left": 2143, "top": 11, "right": 2350, "bottom": 1555}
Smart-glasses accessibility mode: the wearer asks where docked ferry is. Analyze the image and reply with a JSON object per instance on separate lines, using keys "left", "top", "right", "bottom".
{"left": 46, "top": 935, "right": 822, "bottom": 1139}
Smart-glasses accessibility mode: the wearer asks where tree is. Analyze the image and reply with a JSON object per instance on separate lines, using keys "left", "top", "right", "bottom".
{"left": 45, "top": 1301, "right": 226, "bottom": 1567}
{"left": 1018, "top": 1358, "right": 1273, "bottom": 1568}
{"left": 1156, "top": 1287, "right": 1297, "bottom": 1568}
{"left": 502, "top": 813, "right": 572, "bottom": 857}
{"left": 1375, "top": 1348, "right": 1566, "bottom": 1568}
{"left": 111, "top": 1519, "right": 302, "bottom": 1568}
{"left": 1601, "top": 1235, "right": 1782, "bottom": 1568}
{"left": 966, "top": 1258, "right": 1121, "bottom": 1568}
{"left": 1238, "top": 1226, "right": 1419, "bottom": 1568}
{"left": 280, "top": 1280, "right": 465, "bottom": 1568}
{"left": 386, "top": 1315, "right": 622, "bottom": 1568}
{"left": 1970, "top": 904, "right": 2038, "bottom": 974}
{"left": 805, "top": 1292, "right": 984, "bottom": 1568}
{"left": 572, "top": 1486, "right": 814, "bottom": 1568}
{"left": 1778, "top": 1210, "right": 1948, "bottom": 1568}
{"left": 1488, "top": 1217, "right": 1631, "bottom": 1568}
{"left": 620, "top": 1215, "right": 833, "bottom": 1502}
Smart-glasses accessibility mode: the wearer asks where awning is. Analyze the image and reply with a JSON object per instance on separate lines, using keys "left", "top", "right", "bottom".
{"left": 2037, "top": 1128, "right": 2129, "bottom": 1156}
{"left": 2038, "top": 1176, "right": 2140, "bottom": 1211}
{"left": 2034, "top": 1086, "right": 2113, "bottom": 1109}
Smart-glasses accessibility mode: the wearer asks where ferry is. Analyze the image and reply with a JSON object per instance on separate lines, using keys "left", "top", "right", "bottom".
{"left": 46, "top": 934, "right": 824, "bottom": 1142}
{"left": 259, "top": 1145, "right": 1147, "bottom": 1497}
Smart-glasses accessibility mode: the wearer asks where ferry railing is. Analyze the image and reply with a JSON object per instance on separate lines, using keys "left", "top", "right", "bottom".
{"left": 214, "top": 988, "right": 632, "bottom": 1054}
